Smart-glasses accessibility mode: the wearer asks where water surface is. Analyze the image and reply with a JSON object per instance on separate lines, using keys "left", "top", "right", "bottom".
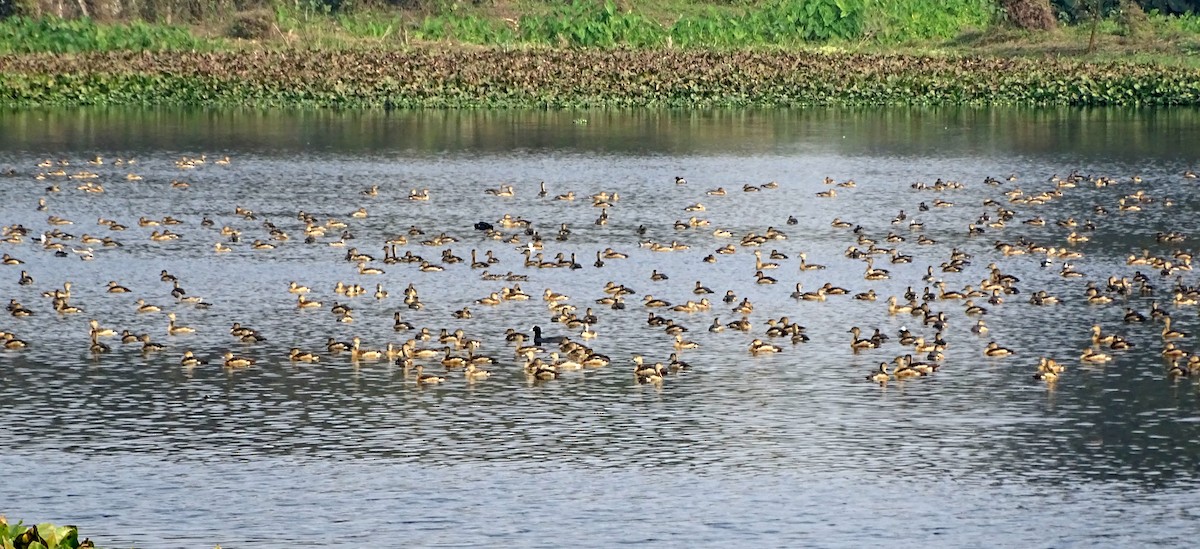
{"left": 2, "top": 107, "right": 1200, "bottom": 547}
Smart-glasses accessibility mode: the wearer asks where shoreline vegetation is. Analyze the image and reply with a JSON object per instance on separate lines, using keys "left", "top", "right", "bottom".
{"left": 0, "top": 516, "right": 93, "bottom": 549}
{"left": 3, "top": 48, "right": 1199, "bottom": 107}
{"left": 1, "top": 0, "right": 1199, "bottom": 107}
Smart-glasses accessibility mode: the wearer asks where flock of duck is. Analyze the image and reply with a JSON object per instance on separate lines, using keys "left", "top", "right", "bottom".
{"left": 3, "top": 153, "right": 1200, "bottom": 391}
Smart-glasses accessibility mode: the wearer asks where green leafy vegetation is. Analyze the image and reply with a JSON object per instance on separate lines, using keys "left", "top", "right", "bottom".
{"left": 0, "top": 15, "right": 214, "bottom": 53}
{"left": 668, "top": 0, "right": 864, "bottom": 47}
{"left": 865, "top": 0, "right": 999, "bottom": 43}
{"left": 0, "top": 0, "right": 1197, "bottom": 54}
{"left": 0, "top": 517, "right": 93, "bottom": 549}
{"left": 2, "top": 48, "right": 1197, "bottom": 107}
{"left": 1153, "top": 8, "right": 1200, "bottom": 30}
{"left": 516, "top": 0, "right": 665, "bottom": 47}
{"left": 408, "top": 0, "right": 866, "bottom": 47}
{"left": 0, "top": 1, "right": 1198, "bottom": 106}
{"left": 416, "top": 13, "right": 516, "bottom": 43}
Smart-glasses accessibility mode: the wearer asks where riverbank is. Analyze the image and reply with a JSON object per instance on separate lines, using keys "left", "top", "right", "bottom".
{"left": 2, "top": 47, "right": 1199, "bottom": 107}
{"left": 2, "top": 0, "right": 1199, "bottom": 107}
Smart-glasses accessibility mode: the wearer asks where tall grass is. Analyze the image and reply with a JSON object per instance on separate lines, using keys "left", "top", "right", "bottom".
{"left": 1, "top": 1, "right": 1197, "bottom": 53}
{"left": 669, "top": 0, "right": 865, "bottom": 47}
{"left": 864, "top": 0, "right": 1000, "bottom": 43}
{"left": 413, "top": 0, "right": 869, "bottom": 48}
{"left": 410, "top": 0, "right": 992, "bottom": 48}
{"left": 337, "top": 8, "right": 405, "bottom": 40}
{"left": 0, "top": 16, "right": 213, "bottom": 53}
{"left": 416, "top": 14, "right": 516, "bottom": 43}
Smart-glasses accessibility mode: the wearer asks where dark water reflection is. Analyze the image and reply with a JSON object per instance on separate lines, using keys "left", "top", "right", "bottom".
{"left": 1, "top": 107, "right": 1199, "bottom": 546}
{"left": 5, "top": 106, "right": 1200, "bottom": 159}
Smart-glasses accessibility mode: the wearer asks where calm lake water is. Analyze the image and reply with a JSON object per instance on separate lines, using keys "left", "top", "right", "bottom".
{"left": 2, "top": 107, "right": 1200, "bottom": 547}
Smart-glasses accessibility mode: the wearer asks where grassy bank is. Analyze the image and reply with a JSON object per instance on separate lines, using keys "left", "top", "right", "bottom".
{"left": 1, "top": 1, "right": 1199, "bottom": 106}
{"left": 2, "top": 48, "right": 1198, "bottom": 107}
{"left": 3, "top": 1, "right": 1199, "bottom": 57}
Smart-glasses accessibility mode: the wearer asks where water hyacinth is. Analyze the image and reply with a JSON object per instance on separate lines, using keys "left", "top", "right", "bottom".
{"left": 0, "top": 517, "right": 92, "bottom": 549}
{"left": 1, "top": 48, "right": 1198, "bottom": 107}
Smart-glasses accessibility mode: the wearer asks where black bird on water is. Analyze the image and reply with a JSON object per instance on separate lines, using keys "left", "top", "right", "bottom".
{"left": 532, "top": 325, "right": 567, "bottom": 346}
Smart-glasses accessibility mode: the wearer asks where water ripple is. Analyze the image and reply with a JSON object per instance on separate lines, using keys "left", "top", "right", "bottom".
{"left": 2, "top": 107, "right": 1200, "bottom": 546}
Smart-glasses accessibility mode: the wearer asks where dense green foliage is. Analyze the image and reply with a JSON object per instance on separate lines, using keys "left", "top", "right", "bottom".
{"left": 363, "top": 0, "right": 1200, "bottom": 47}
{"left": 1162, "top": 8, "right": 1200, "bottom": 27}
{"left": 1051, "top": 0, "right": 1128, "bottom": 23}
{"left": 1052, "top": 0, "right": 1200, "bottom": 21}
{"left": 1052, "top": 0, "right": 1198, "bottom": 22}
{"left": 0, "top": 0, "right": 1198, "bottom": 108}
{"left": 0, "top": 16, "right": 213, "bottom": 53}
{"left": 2, "top": 48, "right": 1197, "bottom": 107}
{"left": 865, "top": 0, "right": 998, "bottom": 42}
{"left": 0, "top": 0, "right": 1196, "bottom": 52}
{"left": 519, "top": 0, "right": 664, "bottom": 47}
{"left": 412, "top": 0, "right": 867, "bottom": 47}
{"left": 1142, "top": 0, "right": 1200, "bottom": 13}
{"left": 668, "top": 0, "right": 864, "bottom": 46}
{"left": 416, "top": 13, "right": 516, "bottom": 43}
{"left": 0, "top": 518, "right": 92, "bottom": 549}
